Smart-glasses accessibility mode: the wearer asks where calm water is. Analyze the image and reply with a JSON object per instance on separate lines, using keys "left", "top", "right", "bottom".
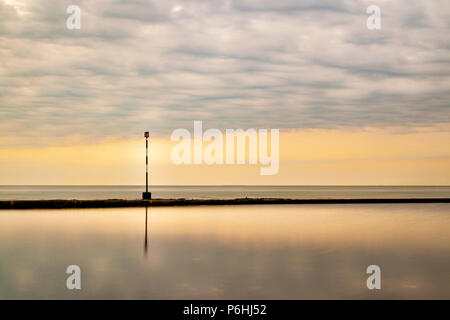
{"left": 0, "top": 203, "right": 449, "bottom": 299}
{"left": 1, "top": 185, "right": 449, "bottom": 200}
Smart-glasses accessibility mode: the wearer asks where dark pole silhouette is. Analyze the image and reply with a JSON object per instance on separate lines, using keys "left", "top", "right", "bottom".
{"left": 146, "top": 136, "right": 148, "bottom": 192}
{"left": 143, "top": 131, "right": 151, "bottom": 199}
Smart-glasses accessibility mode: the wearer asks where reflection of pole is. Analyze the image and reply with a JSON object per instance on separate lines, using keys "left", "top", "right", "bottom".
{"left": 144, "top": 206, "right": 148, "bottom": 256}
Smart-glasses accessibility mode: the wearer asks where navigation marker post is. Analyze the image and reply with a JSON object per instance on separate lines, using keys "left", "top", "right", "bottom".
{"left": 143, "top": 131, "right": 152, "bottom": 200}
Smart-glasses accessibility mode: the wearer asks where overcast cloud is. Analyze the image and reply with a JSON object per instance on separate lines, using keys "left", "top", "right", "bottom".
{"left": 1, "top": 0, "right": 449, "bottom": 145}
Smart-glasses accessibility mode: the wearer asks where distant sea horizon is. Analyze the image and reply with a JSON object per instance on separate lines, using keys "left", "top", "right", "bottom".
{"left": 1, "top": 185, "right": 449, "bottom": 200}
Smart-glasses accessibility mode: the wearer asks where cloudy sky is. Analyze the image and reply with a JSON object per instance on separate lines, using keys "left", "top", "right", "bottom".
{"left": 1, "top": 0, "right": 449, "bottom": 184}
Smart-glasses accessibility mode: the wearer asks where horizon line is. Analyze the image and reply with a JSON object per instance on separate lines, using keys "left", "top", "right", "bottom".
{"left": 1, "top": 184, "right": 450, "bottom": 187}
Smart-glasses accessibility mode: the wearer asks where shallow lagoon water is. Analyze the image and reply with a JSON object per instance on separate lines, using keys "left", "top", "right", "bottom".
{"left": 0, "top": 203, "right": 449, "bottom": 299}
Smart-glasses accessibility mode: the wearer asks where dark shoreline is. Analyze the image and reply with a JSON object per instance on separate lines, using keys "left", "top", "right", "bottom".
{"left": 1, "top": 198, "right": 449, "bottom": 209}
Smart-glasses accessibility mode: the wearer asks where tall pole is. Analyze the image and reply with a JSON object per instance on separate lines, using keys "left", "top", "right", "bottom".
{"left": 143, "top": 131, "right": 151, "bottom": 199}
{"left": 146, "top": 136, "right": 148, "bottom": 193}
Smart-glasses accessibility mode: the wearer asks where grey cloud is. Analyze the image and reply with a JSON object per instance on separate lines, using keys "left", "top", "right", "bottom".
{"left": 0, "top": 0, "right": 449, "bottom": 146}
{"left": 231, "top": 0, "right": 360, "bottom": 14}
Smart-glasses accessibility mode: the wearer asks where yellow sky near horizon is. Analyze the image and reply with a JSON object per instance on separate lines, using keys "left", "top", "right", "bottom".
{"left": 1, "top": 128, "right": 450, "bottom": 185}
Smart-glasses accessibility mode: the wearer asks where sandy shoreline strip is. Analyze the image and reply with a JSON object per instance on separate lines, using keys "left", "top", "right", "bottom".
{"left": 1, "top": 198, "right": 449, "bottom": 209}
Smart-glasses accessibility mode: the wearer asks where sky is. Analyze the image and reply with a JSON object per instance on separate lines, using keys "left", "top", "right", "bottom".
{"left": 0, "top": 0, "right": 449, "bottom": 185}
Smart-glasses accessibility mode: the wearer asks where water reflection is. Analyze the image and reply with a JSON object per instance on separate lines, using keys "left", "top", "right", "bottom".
{"left": 144, "top": 207, "right": 149, "bottom": 256}
{"left": 0, "top": 204, "right": 449, "bottom": 299}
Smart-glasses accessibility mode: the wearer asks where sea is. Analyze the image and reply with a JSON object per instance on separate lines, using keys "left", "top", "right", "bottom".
{"left": 0, "top": 185, "right": 449, "bottom": 200}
